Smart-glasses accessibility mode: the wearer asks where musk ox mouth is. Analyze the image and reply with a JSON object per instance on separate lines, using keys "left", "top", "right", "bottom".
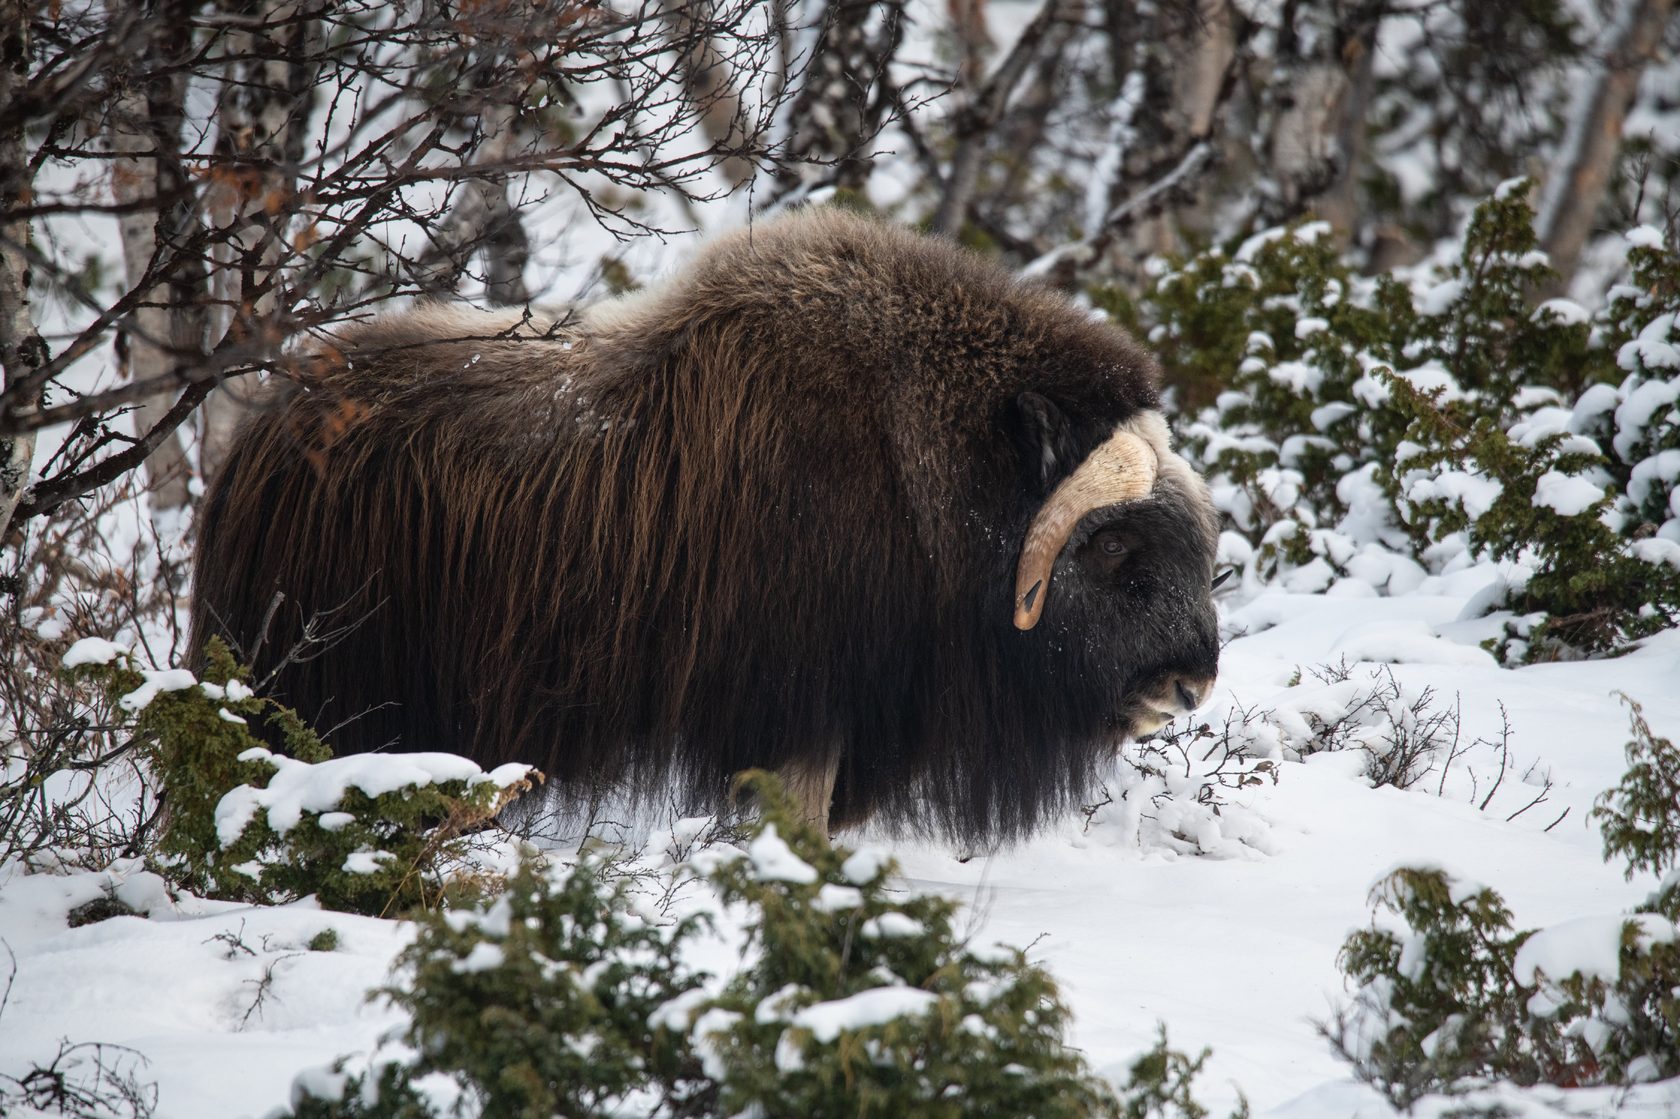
{"left": 1128, "top": 675, "right": 1216, "bottom": 737}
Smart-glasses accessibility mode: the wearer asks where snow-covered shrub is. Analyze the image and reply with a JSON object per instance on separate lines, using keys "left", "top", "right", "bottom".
{"left": 289, "top": 856, "right": 708, "bottom": 1119}
{"left": 1595, "top": 696, "right": 1680, "bottom": 889}
{"left": 1328, "top": 698, "right": 1680, "bottom": 1105}
{"left": 282, "top": 775, "right": 1242, "bottom": 1118}
{"left": 1269, "top": 662, "right": 1465, "bottom": 791}
{"left": 1328, "top": 865, "right": 1585, "bottom": 1108}
{"left": 1096, "top": 718, "right": 1280, "bottom": 860}
{"left": 1135, "top": 218, "right": 1412, "bottom": 583}
{"left": 686, "top": 773, "right": 1127, "bottom": 1119}
{"left": 1386, "top": 219, "right": 1680, "bottom": 658}
{"left": 1136, "top": 182, "right": 1680, "bottom": 654}
{"left": 1386, "top": 368, "right": 1680, "bottom": 658}
{"left": 64, "top": 637, "right": 535, "bottom": 915}
{"left": 1592, "top": 229, "right": 1680, "bottom": 543}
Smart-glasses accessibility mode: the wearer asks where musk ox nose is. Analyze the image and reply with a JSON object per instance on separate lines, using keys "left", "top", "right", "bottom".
{"left": 1168, "top": 674, "right": 1215, "bottom": 715}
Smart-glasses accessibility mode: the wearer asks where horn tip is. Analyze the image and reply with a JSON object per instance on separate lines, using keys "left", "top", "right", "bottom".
{"left": 1014, "top": 578, "right": 1045, "bottom": 630}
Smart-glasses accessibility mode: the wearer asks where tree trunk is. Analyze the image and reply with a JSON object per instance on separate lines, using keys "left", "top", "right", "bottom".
{"left": 414, "top": 102, "right": 532, "bottom": 307}
{"left": 200, "top": 0, "right": 325, "bottom": 482}
{"left": 930, "top": 0, "right": 1082, "bottom": 237}
{"left": 1537, "top": 0, "right": 1676, "bottom": 296}
{"left": 772, "top": 0, "right": 907, "bottom": 201}
{"left": 107, "top": 0, "right": 204, "bottom": 515}
{"left": 1257, "top": 1, "right": 1384, "bottom": 237}
{"left": 0, "top": 0, "right": 42, "bottom": 536}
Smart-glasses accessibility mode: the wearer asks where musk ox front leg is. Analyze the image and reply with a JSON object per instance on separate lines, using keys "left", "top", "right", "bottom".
{"left": 772, "top": 754, "right": 840, "bottom": 834}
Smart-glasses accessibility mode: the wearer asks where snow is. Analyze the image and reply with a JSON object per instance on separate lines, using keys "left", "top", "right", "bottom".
{"left": 1415, "top": 278, "right": 1464, "bottom": 316}
{"left": 1614, "top": 374, "right": 1680, "bottom": 460}
{"left": 1328, "top": 618, "right": 1497, "bottom": 666}
{"left": 1532, "top": 298, "right": 1590, "bottom": 326}
{"left": 746, "top": 824, "right": 819, "bottom": 885}
{"left": 788, "top": 987, "right": 939, "bottom": 1043}
{"left": 450, "top": 942, "right": 507, "bottom": 974}
{"left": 1626, "top": 225, "right": 1667, "bottom": 249}
{"left": 1532, "top": 471, "right": 1605, "bottom": 516}
{"left": 342, "top": 849, "right": 395, "bottom": 875}
{"left": 811, "top": 883, "right": 863, "bottom": 912}
{"left": 840, "top": 849, "right": 887, "bottom": 885}
{"left": 1513, "top": 913, "right": 1677, "bottom": 986}
{"left": 118, "top": 668, "right": 201, "bottom": 712}
{"left": 9, "top": 581, "right": 1672, "bottom": 1118}
{"left": 859, "top": 912, "right": 924, "bottom": 939}
{"left": 688, "top": 1008, "right": 743, "bottom": 1080}
{"left": 1630, "top": 538, "right": 1680, "bottom": 569}
{"left": 62, "top": 637, "right": 129, "bottom": 667}
{"left": 213, "top": 751, "right": 533, "bottom": 847}
{"left": 1405, "top": 469, "right": 1504, "bottom": 519}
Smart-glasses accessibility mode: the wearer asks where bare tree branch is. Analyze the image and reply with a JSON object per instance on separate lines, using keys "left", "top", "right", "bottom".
{"left": 3, "top": 0, "right": 822, "bottom": 536}
{"left": 930, "top": 0, "right": 1084, "bottom": 237}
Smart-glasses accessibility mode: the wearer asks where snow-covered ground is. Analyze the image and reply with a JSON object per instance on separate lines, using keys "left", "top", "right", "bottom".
{"left": 4, "top": 571, "right": 1676, "bottom": 1118}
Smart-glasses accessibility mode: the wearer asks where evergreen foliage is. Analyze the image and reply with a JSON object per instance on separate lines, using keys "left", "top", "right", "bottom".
{"left": 1137, "top": 184, "right": 1680, "bottom": 657}
{"left": 279, "top": 775, "right": 1244, "bottom": 1119}
{"left": 66, "top": 639, "right": 534, "bottom": 916}
{"left": 1595, "top": 697, "right": 1680, "bottom": 886}
{"left": 1329, "top": 700, "right": 1680, "bottom": 1105}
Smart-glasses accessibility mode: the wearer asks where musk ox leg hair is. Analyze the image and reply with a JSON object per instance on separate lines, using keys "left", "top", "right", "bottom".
{"left": 772, "top": 755, "right": 840, "bottom": 834}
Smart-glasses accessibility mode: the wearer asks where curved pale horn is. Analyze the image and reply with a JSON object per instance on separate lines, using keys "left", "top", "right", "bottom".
{"left": 1013, "top": 428, "right": 1159, "bottom": 630}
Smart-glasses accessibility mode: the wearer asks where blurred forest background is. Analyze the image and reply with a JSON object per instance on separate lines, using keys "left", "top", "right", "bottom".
{"left": 3, "top": 0, "right": 1676, "bottom": 538}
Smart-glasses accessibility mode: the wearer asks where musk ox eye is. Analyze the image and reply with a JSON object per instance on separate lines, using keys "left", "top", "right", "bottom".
{"left": 1085, "top": 529, "right": 1132, "bottom": 570}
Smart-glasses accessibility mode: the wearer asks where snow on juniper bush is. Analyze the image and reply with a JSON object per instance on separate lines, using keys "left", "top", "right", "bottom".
{"left": 1119, "top": 184, "right": 1680, "bottom": 660}
{"left": 278, "top": 773, "right": 1243, "bottom": 1119}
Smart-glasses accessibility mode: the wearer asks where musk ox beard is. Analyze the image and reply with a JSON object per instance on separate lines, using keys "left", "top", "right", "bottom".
{"left": 190, "top": 208, "right": 1221, "bottom": 843}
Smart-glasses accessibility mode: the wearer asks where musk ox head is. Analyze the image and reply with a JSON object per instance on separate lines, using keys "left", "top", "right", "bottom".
{"left": 190, "top": 207, "right": 1221, "bottom": 845}
{"left": 1010, "top": 403, "right": 1220, "bottom": 732}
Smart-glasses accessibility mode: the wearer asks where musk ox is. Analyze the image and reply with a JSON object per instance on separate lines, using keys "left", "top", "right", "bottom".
{"left": 190, "top": 208, "right": 1221, "bottom": 842}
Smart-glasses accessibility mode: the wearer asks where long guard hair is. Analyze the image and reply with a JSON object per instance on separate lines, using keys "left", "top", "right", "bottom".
{"left": 192, "top": 208, "right": 1219, "bottom": 843}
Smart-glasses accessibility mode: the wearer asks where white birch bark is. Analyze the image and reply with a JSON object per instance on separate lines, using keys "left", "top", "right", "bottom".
{"left": 1536, "top": 0, "right": 1675, "bottom": 293}
{"left": 0, "top": 0, "right": 40, "bottom": 535}
{"left": 107, "top": 1, "right": 193, "bottom": 513}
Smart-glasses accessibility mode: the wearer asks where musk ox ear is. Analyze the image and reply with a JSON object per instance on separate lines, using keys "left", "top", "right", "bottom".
{"left": 1014, "top": 392, "right": 1081, "bottom": 492}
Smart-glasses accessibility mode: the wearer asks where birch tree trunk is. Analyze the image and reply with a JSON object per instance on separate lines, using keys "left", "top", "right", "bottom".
{"left": 414, "top": 102, "right": 533, "bottom": 307}
{"left": 1256, "top": 1, "right": 1383, "bottom": 242}
{"left": 1536, "top": 0, "right": 1676, "bottom": 296}
{"left": 0, "top": 0, "right": 42, "bottom": 535}
{"left": 108, "top": 0, "right": 204, "bottom": 515}
{"left": 773, "top": 0, "right": 907, "bottom": 200}
{"left": 199, "top": 0, "right": 324, "bottom": 480}
{"left": 930, "top": 0, "right": 1082, "bottom": 237}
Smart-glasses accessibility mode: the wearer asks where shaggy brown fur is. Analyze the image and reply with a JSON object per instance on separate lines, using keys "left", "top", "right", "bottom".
{"left": 191, "top": 208, "right": 1220, "bottom": 842}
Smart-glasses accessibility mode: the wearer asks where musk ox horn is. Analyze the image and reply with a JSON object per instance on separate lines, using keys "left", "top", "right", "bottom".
{"left": 1013, "top": 426, "right": 1159, "bottom": 630}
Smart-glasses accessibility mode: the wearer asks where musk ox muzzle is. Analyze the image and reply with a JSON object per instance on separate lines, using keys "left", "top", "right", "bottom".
{"left": 190, "top": 208, "right": 1222, "bottom": 844}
